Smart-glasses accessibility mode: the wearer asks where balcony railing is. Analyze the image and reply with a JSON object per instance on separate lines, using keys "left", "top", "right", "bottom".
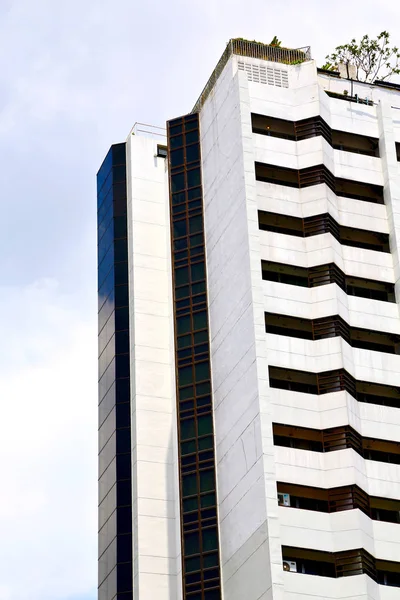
{"left": 192, "top": 38, "right": 311, "bottom": 113}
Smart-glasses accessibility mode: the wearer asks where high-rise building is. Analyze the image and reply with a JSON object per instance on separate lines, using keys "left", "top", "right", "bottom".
{"left": 97, "top": 38, "right": 400, "bottom": 600}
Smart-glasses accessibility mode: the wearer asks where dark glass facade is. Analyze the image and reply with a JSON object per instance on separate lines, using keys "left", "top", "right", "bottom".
{"left": 167, "top": 114, "right": 222, "bottom": 600}
{"left": 97, "top": 143, "right": 133, "bottom": 600}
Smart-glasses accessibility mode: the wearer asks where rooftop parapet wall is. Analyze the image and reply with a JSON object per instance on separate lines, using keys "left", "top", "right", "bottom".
{"left": 192, "top": 38, "right": 311, "bottom": 113}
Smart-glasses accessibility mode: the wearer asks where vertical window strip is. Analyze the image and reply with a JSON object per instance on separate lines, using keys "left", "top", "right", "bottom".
{"left": 168, "top": 114, "right": 222, "bottom": 600}
{"left": 97, "top": 143, "right": 133, "bottom": 600}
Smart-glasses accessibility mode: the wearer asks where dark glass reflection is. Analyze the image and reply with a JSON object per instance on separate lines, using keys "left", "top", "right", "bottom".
{"left": 97, "top": 142, "right": 132, "bottom": 599}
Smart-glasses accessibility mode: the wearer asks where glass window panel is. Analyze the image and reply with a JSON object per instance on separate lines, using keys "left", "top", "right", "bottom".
{"left": 187, "top": 169, "right": 201, "bottom": 189}
{"left": 114, "top": 261, "right": 128, "bottom": 285}
{"left": 172, "top": 191, "right": 186, "bottom": 205}
{"left": 186, "top": 144, "right": 200, "bottom": 163}
{"left": 190, "top": 233, "right": 204, "bottom": 247}
{"left": 116, "top": 562, "right": 132, "bottom": 593}
{"left": 112, "top": 143, "right": 126, "bottom": 165}
{"left": 186, "top": 572, "right": 201, "bottom": 584}
{"left": 193, "top": 311, "right": 207, "bottom": 330}
{"left": 98, "top": 195, "right": 113, "bottom": 231}
{"left": 99, "top": 296, "right": 115, "bottom": 333}
{"left": 179, "top": 385, "right": 194, "bottom": 400}
{"left": 116, "top": 453, "right": 131, "bottom": 480}
{"left": 174, "top": 237, "right": 188, "bottom": 251}
{"left": 185, "top": 119, "right": 198, "bottom": 131}
{"left": 117, "top": 480, "right": 132, "bottom": 506}
{"left": 179, "top": 365, "right": 193, "bottom": 387}
{"left": 197, "top": 396, "right": 211, "bottom": 408}
{"left": 188, "top": 186, "right": 201, "bottom": 200}
{"left": 98, "top": 220, "right": 114, "bottom": 263}
{"left": 116, "top": 426, "right": 131, "bottom": 453}
{"left": 115, "top": 330, "right": 129, "bottom": 354}
{"left": 192, "top": 293, "right": 206, "bottom": 306}
{"left": 182, "top": 474, "right": 197, "bottom": 497}
{"left": 180, "top": 418, "right": 196, "bottom": 440}
{"left": 175, "top": 267, "right": 189, "bottom": 286}
{"left": 114, "top": 238, "right": 127, "bottom": 262}
{"left": 115, "top": 284, "right": 129, "bottom": 308}
{"left": 178, "top": 348, "right": 192, "bottom": 361}
{"left": 117, "top": 480, "right": 132, "bottom": 505}
{"left": 98, "top": 245, "right": 114, "bottom": 288}
{"left": 204, "top": 589, "right": 220, "bottom": 599}
{"left": 173, "top": 219, "right": 187, "bottom": 238}
{"left": 196, "top": 381, "right": 211, "bottom": 395}
{"left": 98, "top": 169, "right": 113, "bottom": 201}
{"left": 177, "top": 315, "right": 191, "bottom": 335}
{"left": 203, "top": 552, "right": 218, "bottom": 568}
{"left": 195, "top": 361, "right": 210, "bottom": 382}
{"left": 176, "top": 298, "right": 190, "bottom": 310}
{"left": 185, "top": 556, "right": 201, "bottom": 573}
{"left": 170, "top": 134, "right": 183, "bottom": 149}
{"left": 194, "top": 343, "right": 208, "bottom": 356}
{"left": 113, "top": 164, "right": 126, "bottom": 183}
{"left": 115, "top": 402, "right": 130, "bottom": 429}
{"left": 188, "top": 199, "right": 202, "bottom": 211}
{"left": 171, "top": 148, "right": 184, "bottom": 167}
{"left": 203, "top": 568, "right": 219, "bottom": 581}
{"left": 98, "top": 268, "right": 114, "bottom": 310}
{"left": 198, "top": 416, "right": 213, "bottom": 437}
{"left": 190, "top": 246, "right": 204, "bottom": 259}
{"left": 200, "top": 492, "right": 215, "bottom": 508}
{"left": 183, "top": 497, "right": 198, "bottom": 512}
{"left": 173, "top": 204, "right": 185, "bottom": 217}
{"left": 172, "top": 173, "right": 185, "bottom": 193}
{"left": 112, "top": 185, "right": 128, "bottom": 216}
{"left": 116, "top": 354, "right": 130, "bottom": 379}
{"left": 191, "top": 263, "right": 205, "bottom": 282}
{"left": 186, "top": 130, "right": 199, "bottom": 144}
{"left": 175, "top": 285, "right": 190, "bottom": 299}
{"left": 184, "top": 531, "right": 200, "bottom": 555}
{"left": 116, "top": 505, "right": 132, "bottom": 534}
{"left": 181, "top": 440, "right": 196, "bottom": 455}
{"left": 97, "top": 149, "right": 113, "bottom": 191}
{"left": 117, "top": 534, "right": 132, "bottom": 563}
{"left": 202, "top": 528, "right": 218, "bottom": 552}
{"left": 175, "top": 249, "right": 189, "bottom": 262}
{"left": 189, "top": 215, "right": 202, "bottom": 234}
{"left": 192, "top": 284, "right": 206, "bottom": 298}
{"left": 170, "top": 124, "right": 183, "bottom": 135}
{"left": 177, "top": 333, "right": 192, "bottom": 348}
{"left": 115, "top": 307, "right": 129, "bottom": 332}
{"left": 200, "top": 469, "right": 214, "bottom": 493}
{"left": 113, "top": 216, "right": 127, "bottom": 239}
{"left": 115, "top": 378, "right": 130, "bottom": 403}
{"left": 180, "top": 400, "right": 195, "bottom": 412}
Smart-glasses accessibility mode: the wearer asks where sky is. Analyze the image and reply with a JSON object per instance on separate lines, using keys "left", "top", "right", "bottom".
{"left": 0, "top": 1, "right": 399, "bottom": 599}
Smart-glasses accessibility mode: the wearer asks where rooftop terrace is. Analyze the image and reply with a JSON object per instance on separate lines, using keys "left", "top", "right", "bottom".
{"left": 192, "top": 38, "right": 311, "bottom": 113}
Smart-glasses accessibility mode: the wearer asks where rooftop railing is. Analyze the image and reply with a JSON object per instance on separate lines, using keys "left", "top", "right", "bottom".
{"left": 130, "top": 122, "right": 166, "bottom": 139}
{"left": 192, "top": 38, "right": 311, "bottom": 113}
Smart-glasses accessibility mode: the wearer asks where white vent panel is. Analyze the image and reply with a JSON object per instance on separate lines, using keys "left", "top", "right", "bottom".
{"left": 238, "top": 61, "right": 289, "bottom": 88}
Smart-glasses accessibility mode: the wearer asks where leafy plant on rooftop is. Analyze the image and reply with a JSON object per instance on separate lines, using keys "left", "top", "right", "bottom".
{"left": 270, "top": 36, "right": 282, "bottom": 47}
{"left": 322, "top": 31, "right": 400, "bottom": 82}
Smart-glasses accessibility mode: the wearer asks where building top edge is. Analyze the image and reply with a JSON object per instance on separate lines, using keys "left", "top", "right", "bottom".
{"left": 191, "top": 38, "right": 312, "bottom": 114}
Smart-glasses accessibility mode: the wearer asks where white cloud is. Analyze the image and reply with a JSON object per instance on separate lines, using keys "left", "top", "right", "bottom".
{"left": 0, "top": 280, "right": 97, "bottom": 600}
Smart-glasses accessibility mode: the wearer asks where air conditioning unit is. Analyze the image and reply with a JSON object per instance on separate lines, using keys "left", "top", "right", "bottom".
{"left": 283, "top": 560, "right": 297, "bottom": 573}
{"left": 278, "top": 492, "right": 290, "bottom": 507}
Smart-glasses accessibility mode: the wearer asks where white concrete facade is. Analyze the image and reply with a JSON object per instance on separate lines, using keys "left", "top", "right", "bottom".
{"left": 126, "top": 134, "right": 182, "bottom": 600}
{"left": 199, "top": 53, "right": 400, "bottom": 600}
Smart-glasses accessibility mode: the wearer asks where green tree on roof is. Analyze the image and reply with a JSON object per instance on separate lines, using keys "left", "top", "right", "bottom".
{"left": 323, "top": 31, "right": 400, "bottom": 82}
